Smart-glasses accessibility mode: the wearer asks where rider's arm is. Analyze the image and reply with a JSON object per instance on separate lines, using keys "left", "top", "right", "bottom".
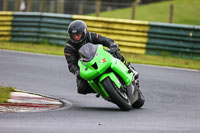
{"left": 88, "top": 32, "right": 115, "bottom": 48}
{"left": 64, "top": 44, "right": 79, "bottom": 75}
{"left": 88, "top": 32, "right": 119, "bottom": 53}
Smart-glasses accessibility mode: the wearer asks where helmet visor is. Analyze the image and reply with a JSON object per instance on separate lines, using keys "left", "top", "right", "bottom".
{"left": 69, "top": 30, "right": 86, "bottom": 43}
{"left": 70, "top": 33, "right": 82, "bottom": 41}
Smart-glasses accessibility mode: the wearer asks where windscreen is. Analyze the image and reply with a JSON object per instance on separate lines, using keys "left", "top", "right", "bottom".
{"left": 79, "top": 43, "right": 98, "bottom": 62}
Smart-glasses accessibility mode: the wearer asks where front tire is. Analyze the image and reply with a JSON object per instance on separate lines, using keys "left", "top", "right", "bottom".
{"left": 101, "top": 77, "right": 132, "bottom": 111}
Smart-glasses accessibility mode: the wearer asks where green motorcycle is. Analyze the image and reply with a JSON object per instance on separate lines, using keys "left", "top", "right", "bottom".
{"left": 78, "top": 43, "right": 145, "bottom": 111}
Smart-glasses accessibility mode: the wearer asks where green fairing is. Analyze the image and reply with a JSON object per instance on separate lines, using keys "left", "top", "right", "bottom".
{"left": 78, "top": 45, "right": 112, "bottom": 81}
{"left": 99, "top": 72, "right": 121, "bottom": 89}
{"left": 78, "top": 45, "right": 133, "bottom": 99}
{"left": 88, "top": 80, "right": 109, "bottom": 99}
{"left": 110, "top": 58, "right": 133, "bottom": 86}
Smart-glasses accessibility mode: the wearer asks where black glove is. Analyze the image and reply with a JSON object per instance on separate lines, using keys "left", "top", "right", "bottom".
{"left": 110, "top": 43, "right": 119, "bottom": 53}
{"left": 75, "top": 70, "right": 81, "bottom": 79}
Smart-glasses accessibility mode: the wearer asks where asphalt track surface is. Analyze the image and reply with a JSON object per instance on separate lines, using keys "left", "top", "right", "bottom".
{"left": 0, "top": 50, "right": 200, "bottom": 133}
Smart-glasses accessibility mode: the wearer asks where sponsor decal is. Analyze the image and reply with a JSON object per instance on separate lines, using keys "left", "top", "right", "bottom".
{"left": 72, "top": 30, "right": 77, "bottom": 33}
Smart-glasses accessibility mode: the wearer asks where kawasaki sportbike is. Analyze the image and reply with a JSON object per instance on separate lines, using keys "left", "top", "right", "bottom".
{"left": 78, "top": 43, "right": 145, "bottom": 111}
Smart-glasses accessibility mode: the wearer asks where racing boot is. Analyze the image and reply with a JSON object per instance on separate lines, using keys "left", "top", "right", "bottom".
{"left": 123, "top": 60, "right": 139, "bottom": 80}
{"left": 132, "top": 80, "right": 145, "bottom": 108}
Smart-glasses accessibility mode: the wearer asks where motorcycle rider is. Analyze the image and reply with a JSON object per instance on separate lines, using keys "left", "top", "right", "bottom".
{"left": 64, "top": 20, "right": 138, "bottom": 95}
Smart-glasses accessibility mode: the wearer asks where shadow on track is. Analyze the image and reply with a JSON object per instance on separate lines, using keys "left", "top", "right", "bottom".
{"left": 69, "top": 105, "right": 145, "bottom": 112}
{"left": 70, "top": 106, "right": 122, "bottom": 112}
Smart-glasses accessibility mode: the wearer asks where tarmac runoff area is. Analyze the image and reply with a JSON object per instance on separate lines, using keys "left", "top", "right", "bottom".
{"left": 0, "top": 91, "right": 64, "bottom": 113}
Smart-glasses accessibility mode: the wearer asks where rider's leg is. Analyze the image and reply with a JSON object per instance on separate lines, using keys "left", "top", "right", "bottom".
{"left": 112, "top": 51, "right": 139, "bottom": 79}
{"left": 76, "top": 77, "right": 96, "bottom": 94}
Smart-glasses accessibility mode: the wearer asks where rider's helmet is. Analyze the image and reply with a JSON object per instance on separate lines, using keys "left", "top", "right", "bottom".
{"left": 68, "top": 20, "right": 88, "bottom": 43}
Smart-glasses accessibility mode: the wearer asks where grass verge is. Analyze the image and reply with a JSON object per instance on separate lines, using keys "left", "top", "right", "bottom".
{"left": 89, "top": 0, "right": 200, "bottom": 26}
{"left": 0, "top": 41, "right": 200, "bottom": 70}
{"left": 123, "top": 53, "right": 200, "bottom": 70}
{"left": 0, "top": 86, "right": 15, "bottom": 104}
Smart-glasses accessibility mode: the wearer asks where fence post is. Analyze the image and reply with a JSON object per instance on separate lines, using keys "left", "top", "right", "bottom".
{"left": 50, "top": 0, "right": 55, "bottom": 13}
{"left": 78, "top": 1, "right": 84, "bottom": 15}
{"left": 27, "top": 0, "right": 32, "bottom": 12}
{"left": 95, "top": 0, "right": 102, "bottom": 17}
{"left": 39, "top": 0, "right": 46, "bottom": 12}
{"left": 57, "top": 0, "right": 64, "bottom": 14}
{"left": 131, "top": 0, "right": 138, "bottom": 20}
{"left": 169, "top": 4, "right": 174, "bottom": 23}
{"left": 3, "top": 0, "right": 8, "bottom": 11}
{"left": 15, "top": 0, "right": 21, "bottom": 11}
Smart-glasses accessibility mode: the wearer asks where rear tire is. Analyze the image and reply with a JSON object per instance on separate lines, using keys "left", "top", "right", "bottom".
{"left": 132, "top": 90, "right": 145, "bottom": 108}
{"left": 102, "top": 77, "right": 132, "bottom": 111}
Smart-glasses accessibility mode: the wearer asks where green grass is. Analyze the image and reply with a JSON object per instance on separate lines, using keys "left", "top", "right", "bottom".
{"left": 122, "top": 53, "right": 200, "bottom": 70}
{"left": 0, "top": 41, "right": 200, "bottom": 70}
{"left": 0, "top": 86, "right": 15, "bottom": 104}
{"left": 89, "top": 0, "right": 200, "bottom": 26}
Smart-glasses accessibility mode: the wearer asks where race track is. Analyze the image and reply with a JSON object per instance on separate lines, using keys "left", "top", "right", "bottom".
{"left": 0, "top": 50, "right": 200, "bottom": 133}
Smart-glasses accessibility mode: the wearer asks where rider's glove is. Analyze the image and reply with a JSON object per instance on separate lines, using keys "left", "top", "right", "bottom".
{"left": 75, "top": 70, "right": 81, "bottom": 79}
{"left": 110, "top": 42, "right": 119, "bottom": 53}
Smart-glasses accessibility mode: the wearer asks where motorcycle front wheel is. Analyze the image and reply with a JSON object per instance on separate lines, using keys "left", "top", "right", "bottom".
{"left": 101, "top": 77, "right": 132, "bottom": 111}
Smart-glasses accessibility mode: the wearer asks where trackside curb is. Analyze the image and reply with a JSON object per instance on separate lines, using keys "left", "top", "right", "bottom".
{"left": 0, "top": 91, "right": 64, "bottom": 113}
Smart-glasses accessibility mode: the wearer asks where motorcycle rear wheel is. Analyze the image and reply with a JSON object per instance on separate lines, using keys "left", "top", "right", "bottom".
{"left": 102, "top": 77, "right": 132, "bottom": 111}
{"left": 132, "top": 90, "right": 145, "bottom": 108}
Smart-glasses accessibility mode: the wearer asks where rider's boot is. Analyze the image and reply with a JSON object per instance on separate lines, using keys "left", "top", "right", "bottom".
{"left": 123, "top": 60, "right": 139, "bottom": 80}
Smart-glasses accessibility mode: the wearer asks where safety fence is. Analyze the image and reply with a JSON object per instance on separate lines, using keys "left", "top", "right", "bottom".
{"left": 0, "top": 11, "right": 200, "bottom": 59}
{"left": 0, "top": 11, "right": 71, "bottom": 45}
{"left": 148, "top": 23, "right": 200, "bottom": 59}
